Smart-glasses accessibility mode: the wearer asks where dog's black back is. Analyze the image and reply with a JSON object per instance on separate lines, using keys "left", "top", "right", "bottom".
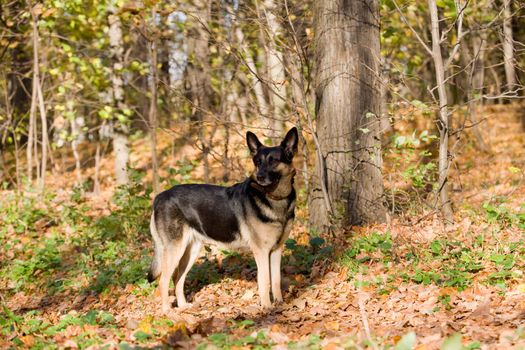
{"left": 153, "top": 177, "right": 296, "bottom": 245}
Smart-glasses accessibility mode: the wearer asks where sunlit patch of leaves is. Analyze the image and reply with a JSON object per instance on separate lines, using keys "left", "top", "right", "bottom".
{"left": 4, "top": 236, "right": 63, "bottom": 292}
{"left": 0, "top": 307, "right": 117, "bottom": 349}
{"left": 198, "top": 331, "right": 273, "bottom": 350}
{"left": 482, "top": 200, "right": 525, "bottom": 230}
{"left": 341, "top": 228, "right": 525, "bottom": 293}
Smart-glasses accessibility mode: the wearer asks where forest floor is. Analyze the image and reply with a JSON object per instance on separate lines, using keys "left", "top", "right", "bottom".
{"left": 1, "top": 105, "right": 524, "bottom": 349}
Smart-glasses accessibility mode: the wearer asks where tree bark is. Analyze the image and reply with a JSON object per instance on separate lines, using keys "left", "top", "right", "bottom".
{"left": 6, "top": 0, "right": 32, "bottom": 117}
{"left": 148, "top": 7, "right": 159, "bottom": 194}
{"left": 28, "top": 5, "right": 48, "bottom": 188}
{"left": 309, "top": 0, "right": 387, "bottom": 230}
{"left": 502, "top": 0, "right": 516, "bottom": 91}
{"left": 108, "top": 6, "right": 129, "bottom": 185}
{"left": 462, "top": 33, "right": 488, "bottom": 151}
{"left": 93, "top": 140, "right": 101, "bottom": 195}
{"left": 235, "top": 22, "right": 270, "bottom": 127}
{"left": 428, "top": 0, "right": 454, "bottom": 223}
{"left": 262, "top": 0, "right": 286, "bottom": 136}
{"left": 186, "top": 0, "right": 213, "bottom": 182}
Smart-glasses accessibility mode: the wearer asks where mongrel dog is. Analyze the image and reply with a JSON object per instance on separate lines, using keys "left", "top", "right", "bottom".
{"left": 148, "top": 127, "right": 299, "bottom": 312}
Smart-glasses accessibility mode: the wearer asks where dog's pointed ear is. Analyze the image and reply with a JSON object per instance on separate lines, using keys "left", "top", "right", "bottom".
{"left": 246, "top": 131, "right": 263, "bottom": 155}
{"left": 280, "top": 127, "right": 299, "bottom": 160}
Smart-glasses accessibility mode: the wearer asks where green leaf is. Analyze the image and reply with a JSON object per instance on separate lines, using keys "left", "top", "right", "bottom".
{"left": 395, "top": 332, "right": 416, "bottom": 350}
{"left": 440, "top": 333, "right": 462, "bottom": 350}
{"left": 309, "top": 237, "right": 325, "bottom": 248}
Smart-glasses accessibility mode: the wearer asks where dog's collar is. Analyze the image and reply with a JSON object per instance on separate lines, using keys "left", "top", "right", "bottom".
{"left": 250, "top": 169, "right": 296, "bottom": 201}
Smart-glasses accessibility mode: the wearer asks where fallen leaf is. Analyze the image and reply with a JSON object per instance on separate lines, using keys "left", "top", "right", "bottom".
{"left": 324, "top": 321, "right": 339, "bottom": 331}
{"left": 292, "top": 298, "right": 307, "bottom": 310}
{"left": 241, "top": 290, "right": 255, "bottom": 301}
{"left": 19, "top": 335, "right": 35, "bottom": 347}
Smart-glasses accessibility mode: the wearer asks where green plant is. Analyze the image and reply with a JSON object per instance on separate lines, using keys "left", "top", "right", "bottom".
{"left": 340, "top": 232, "right": 393, "bottom": 275}
{"left": 4, "top": 236, "right": 63, "bottom": 291}
{"left": 284, "top": 237, "right": 333, "bottom": 274}
{"left": 97, "top": 167, "right": 152, "bottom": 240}
{"left": 482, "top": 201, "right": 525, "bottom": 229}
{"left": 197, "top": 330, "right": 273, "bottom": 350}
{"left": 165, "top": 159, "right": 200, "bottom": 186}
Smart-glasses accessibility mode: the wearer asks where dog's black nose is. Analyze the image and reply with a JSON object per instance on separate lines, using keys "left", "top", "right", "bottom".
{"left": 257, "top": 174, "right": 265, "bottom": 182}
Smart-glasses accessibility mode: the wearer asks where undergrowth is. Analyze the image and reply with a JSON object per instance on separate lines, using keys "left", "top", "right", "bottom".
{"left": 340, "top": 201, "right": 525, "bottom": 297}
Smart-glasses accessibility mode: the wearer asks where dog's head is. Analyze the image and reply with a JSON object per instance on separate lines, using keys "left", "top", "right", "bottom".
{"left": 246, "top": 127, "right": 299, "bottom": 188}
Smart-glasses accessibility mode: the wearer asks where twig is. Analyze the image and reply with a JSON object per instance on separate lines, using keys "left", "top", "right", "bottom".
{"left": 392, "top": 0, "right": 432, "bottom": 56}
{"left": 357, "top": 292, "right": 377, "bottom": 350}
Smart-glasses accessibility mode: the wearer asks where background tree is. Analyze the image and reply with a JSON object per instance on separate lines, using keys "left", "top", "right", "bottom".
{"left": 309, "top": 0, "right": 387, "bottom": 230}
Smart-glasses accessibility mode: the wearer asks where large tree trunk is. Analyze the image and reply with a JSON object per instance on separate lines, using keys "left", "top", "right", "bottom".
{"left": 309, "top": 0, "right": 386, "bottom": 230}
{"left": 428, "top": 0, "right": 454, "bottom": 223}
{"left": 502, "top": 0, "right": 516, "bottom": 91}
{"left": 108, "top": 6, "right": 129, "bottom": 185}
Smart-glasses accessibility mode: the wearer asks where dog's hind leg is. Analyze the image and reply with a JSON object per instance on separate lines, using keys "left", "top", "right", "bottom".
{"left": 270, "top": 247, "right": 283, "bottom": 303}
{"left": 253, "top": 248, "right": 272, "bottom": 308}
{"left": 172, "top": 236, "right": 202, "bottom": 308}
{"left": 159, "top": 239, "right": 187, "bottom": 313}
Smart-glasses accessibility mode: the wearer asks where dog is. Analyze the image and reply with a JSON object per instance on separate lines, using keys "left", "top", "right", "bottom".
{"left": 148, "top": 127, "right": 299, "bottom": 312}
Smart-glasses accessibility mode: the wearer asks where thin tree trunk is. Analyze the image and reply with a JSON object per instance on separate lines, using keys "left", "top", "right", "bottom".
{"left": 488, "top": 65, "right": 503, "bottom": 104}
{"left": 113, "top": 132, "right": 129, "bottom": 185}
{"left": 309, "top": 0, "right": 387, "bottom": 230}
{"left": 33, "top": 110, "right": 40, "bottom": 183}
{"left": 428, "top": 0, "right": 454, "bottom": 223}
{"left": 3, "top": 71, "right": 21, "bottom": 190}
{"left": 27, "top": 52, "right": 37, "bottom": 183}
{"left": 380, "top": 58, "right": 393, "bottom": 137}
{"left": 108, "top": 6, "right": 129, "bottom": 185}
{"left": 14, "top": 127, "right": 21, "bottom": 191}
{"left": 502, "top": 0, "right": 516, "bottom": 91}
{"left": 233, "top": 14, "right": 271, "bottom": 127}
{"left": 36, "top": 65, "right": 47, "bottom": 191}
{"left": 148, "top": 6, "right": 160, "bottom": 194}
{"left": 288, "top": 56, "right": 310, "bottom": 193}
{"left": 187, "top": 0, "right": 212, "bottom": 182}
{"left": 29, "top": 6, "right": 48, "bottom": 190}
{"left": 71, "top": 120, "right": 82, "bottom": 185}
{"left": 463, "top": 33, "right": 488, "bottom": 151}
{"left": 93, "top": 140, "right": 101, "bottom": 195}
{"left": 261, "top": 0, "right": 286, "bottom": 136}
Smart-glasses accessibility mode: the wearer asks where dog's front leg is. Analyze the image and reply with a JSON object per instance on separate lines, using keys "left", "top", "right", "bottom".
{"left": 270, "top": 247, "right": 283, "bottom": 303}
{"left": 253, "top": 249, "right": 272, "bottom": 308}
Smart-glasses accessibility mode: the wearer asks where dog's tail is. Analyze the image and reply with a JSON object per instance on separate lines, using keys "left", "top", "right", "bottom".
{"left": 147, "top": 211, "right": 162, "bottom": 282}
